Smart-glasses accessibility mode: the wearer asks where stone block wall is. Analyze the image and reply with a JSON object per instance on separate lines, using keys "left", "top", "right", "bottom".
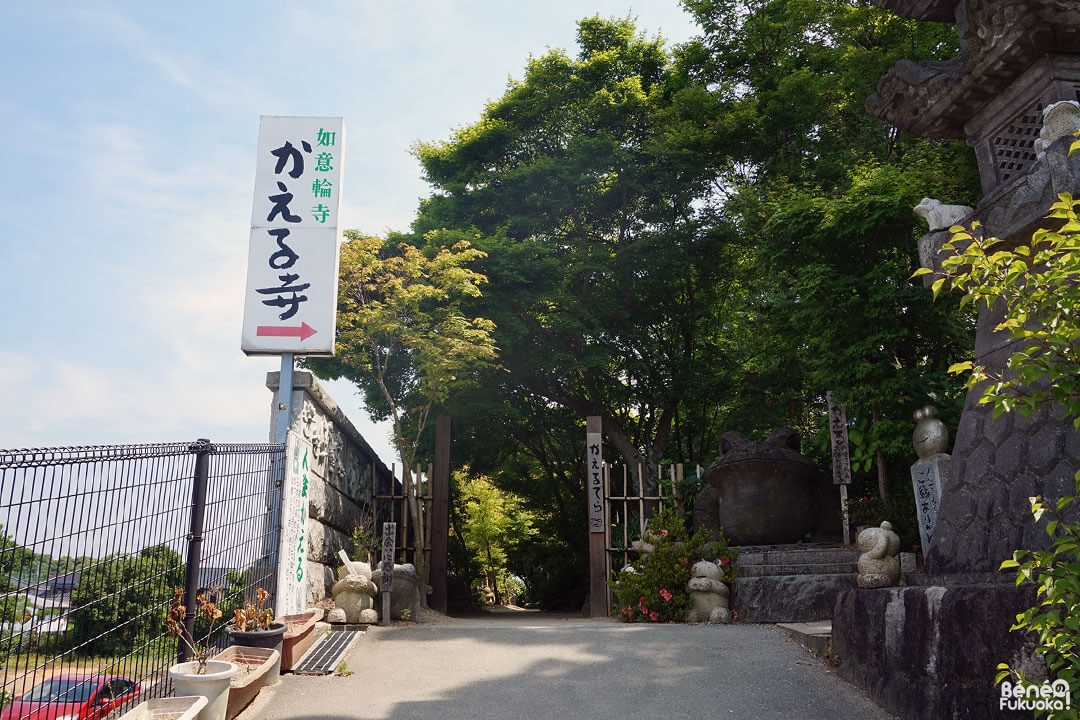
{"left": 267, "top": 371, "right": 392, "bottom": 606}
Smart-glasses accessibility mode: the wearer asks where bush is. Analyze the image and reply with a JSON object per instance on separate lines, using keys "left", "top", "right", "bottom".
{"left": 611, "top": 507, "right": 736, "bottom": 623}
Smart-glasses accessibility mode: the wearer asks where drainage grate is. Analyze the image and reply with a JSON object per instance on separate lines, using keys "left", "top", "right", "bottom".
{"left": 292, "top": 627, "right": 365, "bottom": 675}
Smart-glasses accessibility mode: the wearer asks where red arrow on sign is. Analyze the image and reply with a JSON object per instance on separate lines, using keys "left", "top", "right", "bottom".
{"left": 256, "top": 323, "right": 317, "bottom": 341}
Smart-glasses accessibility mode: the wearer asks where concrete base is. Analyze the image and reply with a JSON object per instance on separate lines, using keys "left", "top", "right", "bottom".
{"left": 735, "top": 574, "right": 858, "bottom": 623}
{"left": 777, "top": 620, "right": 832, "bottom": 658}
{"left": 831, "top": 583, "right": 1038, "bottom": 719}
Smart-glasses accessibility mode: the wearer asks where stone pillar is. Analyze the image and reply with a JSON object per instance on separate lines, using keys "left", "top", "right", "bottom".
{"left": 909, "top": 406, "right": 949, "bottom": 560}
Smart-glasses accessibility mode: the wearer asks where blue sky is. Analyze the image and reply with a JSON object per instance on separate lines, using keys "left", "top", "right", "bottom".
{"left": 0, "top": 1, "right": 698, "bottom": 465}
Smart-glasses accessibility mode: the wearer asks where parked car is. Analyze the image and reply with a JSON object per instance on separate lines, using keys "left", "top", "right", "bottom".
{"left": 0, "top": 674, "right": 140, "bottom": 720}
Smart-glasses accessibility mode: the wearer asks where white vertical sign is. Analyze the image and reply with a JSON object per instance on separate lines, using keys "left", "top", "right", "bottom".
{"left": 276, "top": 431, "right": 311, "bottom": 616}
{"left": 586, "top": 430, "right": 604, "bottom": 533}
{"left": 242, "top": 116, "right": 345, "bottom": 355}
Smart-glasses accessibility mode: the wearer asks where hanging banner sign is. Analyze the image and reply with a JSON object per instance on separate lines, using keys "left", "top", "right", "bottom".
{"left": 242, "top": 116, "right": 345, "bottom": 356}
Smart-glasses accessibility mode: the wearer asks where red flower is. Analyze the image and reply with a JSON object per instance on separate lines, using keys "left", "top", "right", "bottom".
{"left": 659, "top": 589, "right": 673, "bottom": 602}
{"left": 660, "top": 529, "right": 668, "bottom": 537}
{"left": 639, "top": 597, "right": 647, "bottom": 606}
{"left": 720, "top": 556, "right": 730, "bottom": 567}
{"left": 649, "top": 611, "right": 658, "bottom": 621}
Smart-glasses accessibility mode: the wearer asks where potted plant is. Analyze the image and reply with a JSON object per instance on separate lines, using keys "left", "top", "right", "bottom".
{"left": 279, "top": 607, "right": 324, "bottom": 671}
{"left": 224, "top": 588, "right": 285, "bottom": 680}
{"left": 165, "top": 589, "right": 238, "bottom": 720}
{"left": 212, "top": 645, "right": 281, "bottom": 719}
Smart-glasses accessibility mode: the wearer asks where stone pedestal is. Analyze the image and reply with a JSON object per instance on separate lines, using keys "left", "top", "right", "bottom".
{"left": 832, "top": 582, "right": 1037, "bottom": 719}
{"left": 910, "top": 454, "right": 947, "bottom": 559}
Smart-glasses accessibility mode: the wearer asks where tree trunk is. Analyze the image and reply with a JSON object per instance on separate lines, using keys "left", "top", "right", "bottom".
{"left": 401, "top": 461, "right": 429, "bottom": 609}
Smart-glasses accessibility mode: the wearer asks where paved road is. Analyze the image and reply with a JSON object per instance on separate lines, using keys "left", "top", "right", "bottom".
{"left": 239, "top": 612, "right": 897, "bottom": 720}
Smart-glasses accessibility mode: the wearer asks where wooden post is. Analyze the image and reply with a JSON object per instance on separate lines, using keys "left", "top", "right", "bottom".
{"left": 380, "top": 522, "right": 396, "bottom": 626}
{"left": 586, "top": 416, "right": 607, "bottom": 618}
{"left": 827, "top": 391, "right": 854, "bottom": 546}
{"left": 429, "top": 416, "right": 450, "bottom": 614}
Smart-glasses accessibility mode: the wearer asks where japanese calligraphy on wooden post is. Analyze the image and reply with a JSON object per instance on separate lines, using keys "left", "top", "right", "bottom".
{"left": 826, "top": 392, "right": 852, "bottom": 486}
{"left": 380, "top": 522, "right": 396, "bottom": 593}
{"left": 276, "top": 431, "right": 311, "bottom": 616}
{"left": 586, "top": 429, "right": 604, "bottom": 533}
{"left": 242, "top": 116, "right": 345, "bottom": 355}
{"left": 826, "top": 392, "right": 853, "bottom": 545}
{"left": 380, "top": 521, "right": 396, "bottom": 626}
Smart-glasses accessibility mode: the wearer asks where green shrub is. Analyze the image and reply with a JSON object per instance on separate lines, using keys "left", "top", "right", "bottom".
{"left": 611, "top": 507, "right": 736, "bottom": 623}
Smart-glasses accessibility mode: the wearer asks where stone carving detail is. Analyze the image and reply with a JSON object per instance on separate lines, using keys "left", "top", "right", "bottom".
{"left": 695, "top": 428, "right": 818, "bottom": 545}
{"left": 685, "top": 560, "right": 732, "bottom": 624}
{"left": 914, "top": 198, "right": 973, "bottom": 233}
{"left": 856, "top": 521, "right": 902, "bottom": 589}
{"left": 1034, "top": 100, "right": 1080, "bottom": 157}
{"left": 330, "top": 562, "right": 378, "bottom": 623}
{"left": 912, "top": 406, "right": 950, "bottom": 459}
{"left": 371, "top": 563, "right": 422, "bottom": 621}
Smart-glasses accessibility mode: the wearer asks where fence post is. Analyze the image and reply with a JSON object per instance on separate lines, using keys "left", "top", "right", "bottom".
{"left": 179, "top": 439, "right": 212, "bottom": 663}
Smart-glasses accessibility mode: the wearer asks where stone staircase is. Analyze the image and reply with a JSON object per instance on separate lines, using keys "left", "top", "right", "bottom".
{"left": 736, "top": 545, "right": 859, "bottom": 577}
{"left": 732, "top": 544, "right": 858, "bottom": 623}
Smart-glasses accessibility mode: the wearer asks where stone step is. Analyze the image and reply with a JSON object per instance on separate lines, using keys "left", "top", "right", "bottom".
{"left": 777, "top": 621, "right": 832, "bottom": 658}
{"left": 737, "top": 562, "right": 856, "bottom": 577}
{"left": 736, "top": 547, "right": 859, "bottom": 568}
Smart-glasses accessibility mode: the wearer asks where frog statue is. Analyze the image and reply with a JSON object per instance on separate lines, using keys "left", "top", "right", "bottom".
{"left": 856, "top": 521, "right": 901, "bottom": 589}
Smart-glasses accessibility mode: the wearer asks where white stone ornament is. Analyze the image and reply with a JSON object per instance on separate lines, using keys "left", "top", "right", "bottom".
{"left": 914, "top": 197, "right": 974, "bottom": 233}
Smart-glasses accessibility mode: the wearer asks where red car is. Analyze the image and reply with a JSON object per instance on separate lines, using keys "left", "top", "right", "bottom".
{"left": 0, "top": 674, "right": 140, "bottom": 720}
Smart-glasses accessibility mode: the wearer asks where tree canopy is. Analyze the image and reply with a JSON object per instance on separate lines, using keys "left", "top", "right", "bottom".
{"left": 313, "top": 4, "right": 984, "bottom": 606}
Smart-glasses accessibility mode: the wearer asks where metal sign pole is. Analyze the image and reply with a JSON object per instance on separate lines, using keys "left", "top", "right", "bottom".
{"left": 275, "top": 353, "right": 295, "bottom": 443}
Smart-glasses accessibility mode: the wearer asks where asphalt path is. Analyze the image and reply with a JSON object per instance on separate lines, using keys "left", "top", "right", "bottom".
{"left": 238, "top": 611, "right": 898, "bottom": 720}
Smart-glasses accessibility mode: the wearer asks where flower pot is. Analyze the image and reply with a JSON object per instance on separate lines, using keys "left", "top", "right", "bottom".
{"left": 214, "top": 646, "right": 280, "bottom": 720}
{"left": 224, "top": 623, "right": 285, "bottom": 682}
{"left": 169, "top": 660, "right": 238, "bottom": 720}
{"left": 279, "top": 609, "right": 323, "bottom": 672}
{"left": 117, "top": 696, "right": 209, "bottom": 720}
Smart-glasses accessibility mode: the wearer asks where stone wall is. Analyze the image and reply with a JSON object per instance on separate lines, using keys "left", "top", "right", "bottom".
{"left": 267, "top": 370, "right": 392, "bottom": 606}
{"left": 832, "top": 582, "right": 1036, "bottom": 719}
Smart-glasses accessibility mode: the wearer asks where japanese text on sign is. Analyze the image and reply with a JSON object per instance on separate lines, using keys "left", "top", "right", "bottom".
{"left": 242, "top": 116, "right": 345, "bottom": 356}
{"left": 586, "top": 432, "right": 604, "bottom": 533}
{"left": 826, "top": 392, "right": 853, "bottom": 486}
{"left": 276, "top": 432, "right": 312, "bottom": 616}
{"left": 380, "top": 523, "right": 397, "bottom": 593}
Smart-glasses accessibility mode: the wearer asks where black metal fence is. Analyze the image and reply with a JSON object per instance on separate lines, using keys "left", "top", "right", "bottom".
{"left": 0, "top": 440, "right": 284, "bottom": 716}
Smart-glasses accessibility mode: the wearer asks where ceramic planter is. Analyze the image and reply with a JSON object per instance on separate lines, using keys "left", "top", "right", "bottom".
{"left": 169, "top": 660, "right": 238, "bottom": 720}
{"left": 117, "top": 695, "right": 209, "bottom": 720}
{"left": 215, "top": 645, "right": 281, "bottom": 720}
{"left": 279, "top": 608, "right": 324, "bottom": 671}
{"left": 224, "top": 623, "right": 285, "bottom": 682}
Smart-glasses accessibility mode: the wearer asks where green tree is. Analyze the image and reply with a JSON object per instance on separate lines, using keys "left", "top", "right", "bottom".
{"left": 306, "top": 231, "right": 497, "bottom": 602}
{"left": 458, "top": 472, "right": 535, "bottom": 605}
{"left": 680, "top": 0, "right": 980, "bottom": 499}
{"left": 0, "top": 526, "right": 35, "bottom": 628}
{"left": 413, "top": 16, "right": 747, "bottom": 476}
{"left": 68, "top": 544, "right": 183, "bottom": 657}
